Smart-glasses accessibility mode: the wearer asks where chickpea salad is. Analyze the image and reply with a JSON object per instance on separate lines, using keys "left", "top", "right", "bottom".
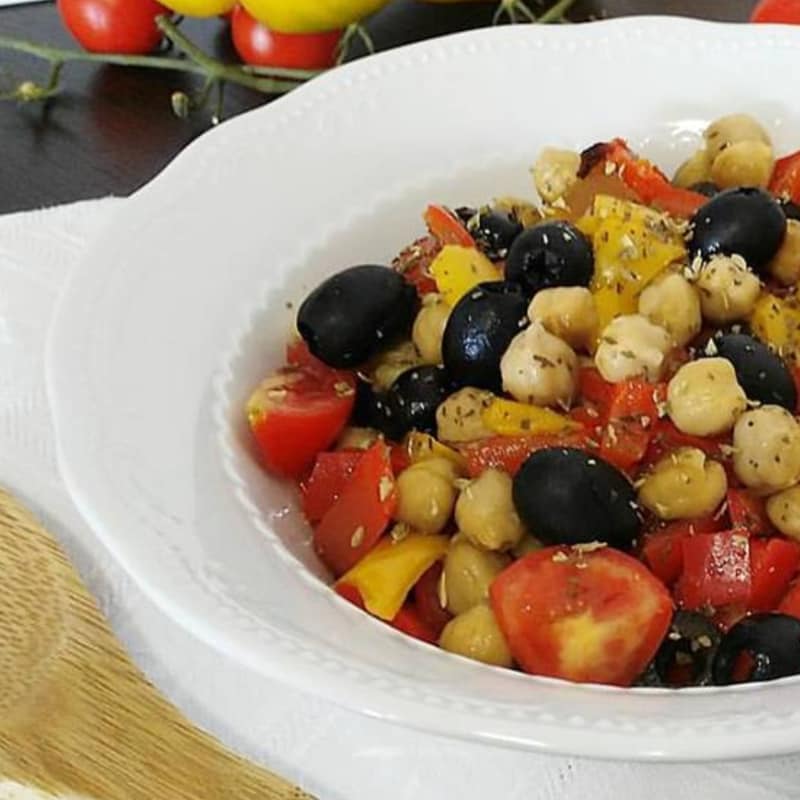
{"left": 247, "top": 114, "right": 800, "bottom": 688}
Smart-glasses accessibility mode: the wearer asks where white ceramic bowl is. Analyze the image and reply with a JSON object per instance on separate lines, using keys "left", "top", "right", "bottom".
{"left": 48, "top": 17, "right": 800, "bottom": 760}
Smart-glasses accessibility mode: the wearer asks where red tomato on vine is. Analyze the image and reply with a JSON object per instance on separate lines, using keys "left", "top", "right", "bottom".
{"left": 57, "top": 0, "right": 169, "bottom": 54}
{"left": 231, "top": 5, "right": 341, "bottom": 70}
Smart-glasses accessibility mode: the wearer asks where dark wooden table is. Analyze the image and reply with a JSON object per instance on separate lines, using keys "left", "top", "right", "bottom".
{"left": 0, "top": 0, "right": 752, "bottom": 214}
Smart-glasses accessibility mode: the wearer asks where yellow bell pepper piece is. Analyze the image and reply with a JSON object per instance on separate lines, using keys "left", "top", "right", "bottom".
{"left": 403, "top": 431, "right": 468, "bottom": 475}
{"left": 751, "top": 292, "right": 800, "bottom": 362}
{"left": 430, "top": 245, "right": 503, "bottom": 307}
{"left": 481, "top": 398, "right": 578, "bottom": 437}
{"left": 579, "top": 195, "right": 686, "bottom": 343}
{"left": 336, "top": 534, "right": 449, "bottom": 621}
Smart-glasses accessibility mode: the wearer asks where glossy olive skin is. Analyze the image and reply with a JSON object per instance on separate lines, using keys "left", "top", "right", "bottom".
{"left": 442, "top": 281, "right": 528, "bottom": 393}
{"left": 689, "top": 181, "right": 721, "bottom": 198}
{"left": 505, "top": 221, "right": 594, "bottom": 298}
{"left": 297, "top": 265, "right": 418, "bottom": 368}
{"left": 384, "top": 366, "right": 452, "bottom": 438}
{"left": 689, "top": 187, "right": 787, "bottom": 272}
{"left": 351, "top": 379, "right": 394, "bottom": 435}
{"left": 713, "top": 333, "right": 797, "bottom": 411}
{"left": 468, "top": 210, "right": 523, "bottom": 260}
{"left": 712, "top": 613, "right": 800, "bottom": 685}
{"left": 638, "top": 611, "right": 721, "bottom": 688}
{"left": 512, "top": 448, "right": 642, "bottom": 549}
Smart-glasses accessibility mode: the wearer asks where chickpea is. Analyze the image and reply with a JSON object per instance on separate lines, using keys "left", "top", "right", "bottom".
{"left": 436, "top": 387, "right": 495, "bottom": 443}
{"left": 336, "top": 427, "right": 379, "bottom": 450}
{"left": 439, "top": 604, "right": 513, "bottom": 668}
{"left": 733, "top": 405, "right": 800, "bottom": 494}
{"left": 673, "top": 149, "right": 712, "bottom": 189}
{"left": 370, "top": 340, "right": 421, "bottom": 392}
{"left": 766, "top": 485, "right": 800, "bottom": 541}
{"left": 594, "top": 314, "right": 673, "bottom": 384}
{"left": 532, "top": 147, "right": 581, "bottom": 204}
{"left": 394, "top": 459, "right": 457, "bottom": 534}
{"left": 455, "top": 469, "right": 524, "bottom": 552}
{"left": 638, "top": 271, "right": 702, "bottom": 348}
{"left": 667, "top": 358, "right": 747, "bottom": 437}
{"left": 500, "top": 322, "right": 578, "bottom": 408}
{"left": 443, "top": 536, "right": 510, "bottom": 615}
{"left": 704, "top": 113, "right": 771, "bottom": 162}
{"left": 710, "top": 140, "right": 775, "bottom": 190}
{"left": 638, "top": 448, "right": 728, "bottom": 521}
{"left": 768, "top": 219, "right": 800, "bottom": 287}
{"left": 694, "top": 255, "right": 761, "bottom": 325}
{"left": 527, "top": 286, "right": 598, "bottom": 351}
{"left": 412, "top": 294, "right": 449, "bottom": 365}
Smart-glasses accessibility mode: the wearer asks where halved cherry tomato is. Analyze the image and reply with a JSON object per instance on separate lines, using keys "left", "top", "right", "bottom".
{"left": 640, "top": 516, "right": 723, "bottom": 586}
{"left": 413, "top": 562, "right": 451, "bottom": 638}
{"left": 392, "top": 235, "right": 441, "bottom": 297}
{"left": 313, "top": 441, "right": 396, "bottom": 576}
{"left": 675, "top": 530, "right": 751, "bottom": 611}
{"left": 727, "top": 489, "right": 774, "bottom": 538}
{"left": 748, "top": 538, "right": 800, "bottom": 612}
{"left": 424, "top": 204, "right": 476, "bottom": 248}
{"left": 231, "top": 5, "right": 341, "bottom": 69}
{"left": 751, "top": 0, "right": 800, "bottom": 24}
{"left": 778, "top": 580, "right": 800, "bottom": 619}
{"left": 600, "top": 380, "right": 663, "bottom": 471}
{"left": 490, "top": 546, "right": 672, "bottom": 686}
{"left": 459, "top": 431, "right": 593, "bottom": 478}
{"left": 591, "top": 139, "right": 707, "bottom": 219}
{"left": 770, "top": 149, "right": 800, "bottom": 204}
{"left": 335, "top": 582, "right": 438, "bottom": 643}
{"left": 57, "top": 0, "right": 169, "bottom": 54}
{"left": 247, "top": 362, "right": 355, "bottom": 478}
{"left": 301, "top": 450, "right": 362, "bottom": 523}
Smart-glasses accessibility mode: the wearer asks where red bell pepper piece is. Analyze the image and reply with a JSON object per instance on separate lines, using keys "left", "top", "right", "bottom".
{"left": 578, "top": 367, "right": 616, "bottom": 412}
{"left": 770, "top": 149, "right": 800, "bottom": 204}
{"left": 644, "top": 419, "right": 727, "bottom": 465}
{"left": 749, "top": 537, "right": 800, "bottom": 612}
{"left": 600, "top": 380, "right": 663, "bottom": 471}
{"left": 314, "top": 441, "right": 396, "bottom": 576}
{"left": 640, "top": 516, "right": 724, "bottom": 586}
{"left": 593, "top": 139, "right": 707, "bottom": 219}
{"left": 779, "top": 580, "right": 800, "bottom": 619}
{"left": 393, "top": 234, "right": 441, "bottom": 297}
{"left": 413, "top": 562, "right": 451, "bottom": 639}
{"left": 423, "top": 204, "right": 476, "bottom": 248}
{"left": 301, "top": 450, "right": 363, "bottom": 523}
{"left": 675, "top": 530, "right": 751, "bottom": 610}
{"left": 727, "top": 489, "right": 775, "bottom": 538}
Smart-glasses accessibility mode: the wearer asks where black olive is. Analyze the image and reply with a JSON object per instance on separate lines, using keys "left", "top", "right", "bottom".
{"left": 689, "top": 187, "right": 787, "bottom": 272}
{"left": 512, "top": 448, "right": 642, "bottom": 549}
{"left": 689, "top": 181, "right": 721, "bottom": 198}
{"left": 384, "top": 366, "right": 452, "bottom": 438}
{"left": 638, "top": 612, "right": 721, "bottom": 688}
{"left": 505, "top": 221, "right": 594, "bottom": 299}
{"left": 781, "top": 199, "right": 800, "bottom": 222}
{"left": 711, "top": 332, "right": 797, "bottom": 411}
{"left": 467, "top": 209, "right": 523, "bottom": 260}
{"left": 442, "top": 281, "right": 528, "bottom": 393}
{"left": 297, "top": 265, "right": 418, "bottom": 368}
{"left": 712, "top": 613, "right": 800, "bottom": 685}
{"left": 351, "top": 379, "right": 395, "bottom": 436}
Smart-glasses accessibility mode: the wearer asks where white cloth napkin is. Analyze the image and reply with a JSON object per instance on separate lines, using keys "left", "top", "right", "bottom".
{"left": 2, "top": 198, "right": 799, "bottom": 800}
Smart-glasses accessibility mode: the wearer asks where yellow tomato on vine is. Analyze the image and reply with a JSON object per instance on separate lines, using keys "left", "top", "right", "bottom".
{"left": 158, "top": 0, "right": 236, "bottom": 17}
{"left": 239, "top": 0, "right": 390, "bottom": 34}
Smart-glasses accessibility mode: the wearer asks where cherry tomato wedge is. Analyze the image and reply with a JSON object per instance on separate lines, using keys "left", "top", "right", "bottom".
{"left": 231, "top": 6, "right": 341, "bottom": 69}
{"left": 751, "top": 0, "right": 800, "bottom": 24}
{"left": 424, "top": 204, "right": 476, "bottom": 248}
{"left": 769, "top": 148, "right": 800, "bottom": 204}
{"left": 640, "top": 516, "right": 724, "bottom": 586}
{"left": 675, "top": 530, "right": 751, "bottom": 611}
{"left": 313, "top": 441, "right": 396, "bottom": 576}
{"left": 247, "top": 363, "right": 355, "bottom": 479}
{"left": 748, "top": 538, "right": 800, "bottom": 612}
{"left": 727, "top": 489, "right": 774, "bottom": 537}
{"left": 413, "top": 563, "right": 451, "bottom": 638}
{"left": 301, "top": 450, "right": 362, "bottom": 523}
{"left": 490, "top": 546, "right": 672, "bottom": 686}
{"left": 57, "top": 0, "right": 168, "bottom": 54}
